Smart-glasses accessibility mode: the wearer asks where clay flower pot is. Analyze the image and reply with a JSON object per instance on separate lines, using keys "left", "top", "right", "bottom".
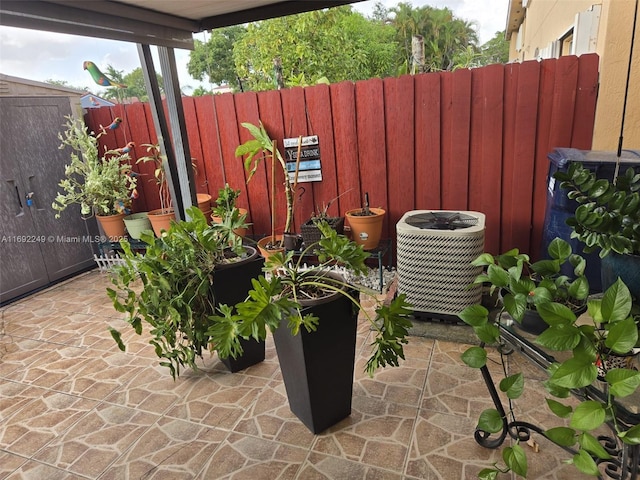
{"left": 96, "top": 213, "right": 126, "bottom": 242}
{"left": 148, "top": 208, "right": 176, "bottom": 237}
{"left": 345, "top": 208, "right": 385, "bottom": 250}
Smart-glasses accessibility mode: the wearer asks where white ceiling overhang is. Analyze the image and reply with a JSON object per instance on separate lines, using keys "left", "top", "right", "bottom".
{"left": 0, "top": 0, "right": 362, "bottom": 49}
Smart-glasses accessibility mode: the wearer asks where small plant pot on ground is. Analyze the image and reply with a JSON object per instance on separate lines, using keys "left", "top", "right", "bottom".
{"left": 345, "top": 208, "right": 385, "bottom": 250}
{"left": 97, "top": 213, "right": 126, "bottom": 241}
{"left": 212, "top": 208, "right": 249, "bottom": 237}
{"left": 257, "top": 235, "right": 284, "bottom": 258}
{"left": 301, "top": 217, "right": 344, "bottom": 247}
{"left": 513, "top": 303, "right": 586, "bottom": 335}
{"left": 123, "top": 212, "right": 152, "bottom": 240}
{"left": 272, "top": 274, "right": 358, "bottom": 434}
{"left": 147, "top": 208, "right": 175, "bottom": 237}
{"left": 197, "top": 193, "right": 212, "bottom": 224}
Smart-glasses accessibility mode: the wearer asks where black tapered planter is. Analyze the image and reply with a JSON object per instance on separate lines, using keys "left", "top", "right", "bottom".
{"left": 214, "top": 246, "right": 266, "bottom": 371}
{"left": 273, "top": 281, "right": 359, "bottom": 434}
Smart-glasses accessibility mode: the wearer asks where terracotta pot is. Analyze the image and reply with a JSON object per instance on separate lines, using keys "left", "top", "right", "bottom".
{"left": 211, "top": 208, "right": 248, "bottom": 237}
{"left": 96, "top": 213, "right": 126, "bottom": 242}
{"left": 196, "top": 193, "right": 212, "bottom": 225}
{"left": 345, "top": 208, "right": 385, "bottom": 250}
{"left": 257, "top": 235, "right": 284, "bottom": 258}
{"left": 148, "top": 208, "right": 176, "bottom": 237}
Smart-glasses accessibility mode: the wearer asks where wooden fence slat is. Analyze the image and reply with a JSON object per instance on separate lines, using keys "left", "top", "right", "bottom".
{"left": 193, "top": 95, "right": 225, "bottom": 209}
{"left": 384, "top": 75, "right": 415, "bottom": 234}
{"left": 281, "top": 86, "right": 313, "bottom": 230}
{"left": 531, "top": 58, "right": 558, "bottom": 258}
{"left": 500, "top": 62, "right": 520, "bottom": 253}
{"left": 330, "top": 81, "right": 361, "bottom": 216}
{"left": 235, "top": 91, "right": 269, "bottom": 236}
{"left": 549, "top": 56, "right": 580, "bottom": 150}
{"left": 182, "top": 97, "right": 208, "bottom": 198}
{"left": 468, "top": 64, "right": 504, "bottom": 255}
{"left": 126, "top": 102, "right": 155, "bottom": 212}
{"left": 572, "top": 53, "right": 599, "bottom": 149}
{"left": 303, "top": 84, "right": 340, "bottom": 230}
{"left": 511, "top": 60, "right": 541, "bottom": 254}
{"left": 414, "top": 73, "right": 441, "bottom": 210}
{"left": 257, "top": 90, "right": 288, "bottom": 236}
{"left": 354, "top": 78, "right": 389, "bottom": 238}
{"left": 441, "top": 69, "right": 472, "bottom": 211}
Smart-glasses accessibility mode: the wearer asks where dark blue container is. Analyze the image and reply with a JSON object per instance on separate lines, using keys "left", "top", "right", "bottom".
{"left": 542, "top": 148, "right": 640, "bottom": 292}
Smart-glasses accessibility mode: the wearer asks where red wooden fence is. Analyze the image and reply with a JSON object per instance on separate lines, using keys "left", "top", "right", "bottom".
{"left": 85, "top": 54, "right": 599, "bottom": 259}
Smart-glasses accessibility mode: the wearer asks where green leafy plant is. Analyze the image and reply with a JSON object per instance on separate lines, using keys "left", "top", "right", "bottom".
{"left": 212, "top": 183, "right": 241, "bottom": 219}
{"left": 553, "top": 162, "right": 640, "bottom": 257}
{"left": 472, "top": 237, "right": 590, "bottom": 325}
{"left": 136, "top": 143, "right": 172, "bottom": 212}
{"left": 107, "top": 206, "right": 250, "bottom": 379}
{"left": 209, "top": 220, "right": 414, "bottom": 376}
{"left": 52, "top": 116, "right": 137, "bottom": 217}
{"left": 459, "top": 278, "right": 640, "bottom": 478}
{"left": 235, "top": 121, "right": 295, "bottom": 241}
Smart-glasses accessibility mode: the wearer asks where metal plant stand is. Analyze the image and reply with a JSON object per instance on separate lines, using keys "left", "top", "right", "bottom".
{"left": 476, "top": 320, "right": 639, "bottom": 480}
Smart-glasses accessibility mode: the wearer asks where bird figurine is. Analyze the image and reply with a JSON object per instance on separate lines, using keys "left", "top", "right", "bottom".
{"left": 99, "top": 117, "right": 122, "bottom": 136}
{"left": 116, "top": 141, "right": 135, "bottom": 154}
{"left": 83, "top": 61, "right": 127, "bottom": 88}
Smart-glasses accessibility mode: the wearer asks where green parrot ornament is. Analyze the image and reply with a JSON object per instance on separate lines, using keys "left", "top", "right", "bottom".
{"left": 83, "top": 61, "right": 127, "bottom": 88}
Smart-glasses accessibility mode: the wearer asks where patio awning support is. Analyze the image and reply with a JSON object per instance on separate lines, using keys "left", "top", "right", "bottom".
{"left": 137, "top": 43, "right": 196, "bottom": 221}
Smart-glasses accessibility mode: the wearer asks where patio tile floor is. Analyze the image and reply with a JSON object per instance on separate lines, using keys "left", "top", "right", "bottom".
{"left": 0, "top": 270, "right": 594, "bottom": 479}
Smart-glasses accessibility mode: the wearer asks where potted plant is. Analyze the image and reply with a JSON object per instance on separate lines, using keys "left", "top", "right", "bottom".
{"left": 209, "top": 221, "right": 413, "bottom": 433}
{"left": 553, "top": 162, "right": 640, "bottom": 300}
{"left": 136, "top": 143, "right": 176, "bottom": 236}
{"left": 345, "top": 192, "right": 386, "bottom": 250}
{"left": 300, "top": 190, "right": 350, "bottom": 248}
{"left": 459, "top": 277, "right": 640, "bottom": 478}
{"left": 107, "top": 206, "right": 264, "bottom": 378}
{"left": 471, "top": 237, "right": 590, "bottom": 334}
{"left": 235, "top": 121, "right": 297, "bottom": 255}
{"left": 52, "top": 116, "right": 137, "bottom": 240}
{"left": 211, "top": 183, "right": 249, "bottom": 237}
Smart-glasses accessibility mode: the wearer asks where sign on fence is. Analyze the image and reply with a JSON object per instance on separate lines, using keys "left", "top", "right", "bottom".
{"left": 284, "top": 135, "right": 322, "bottom": 182}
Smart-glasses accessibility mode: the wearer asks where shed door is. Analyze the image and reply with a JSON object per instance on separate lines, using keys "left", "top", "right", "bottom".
{"left": 0, "top": 97, "right": 96, "bottom": 304}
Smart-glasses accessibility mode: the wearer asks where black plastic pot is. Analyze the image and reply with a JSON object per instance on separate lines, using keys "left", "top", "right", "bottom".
{"left": 273, "top": 275, "right": 358, "bottom": 434}
{"left": 214, "top": 246, "right": 266, "bottom": 372}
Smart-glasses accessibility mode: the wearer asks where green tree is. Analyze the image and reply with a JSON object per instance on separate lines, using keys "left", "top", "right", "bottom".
{"left": 478, "top": 31, "right": 510, "bottom": 66}
{"left": 233, "top": 6, "right": 398, "bottom": 91}
{"left": 45, "top": 79, "right": 87, "bottom": 91}
{"left": 390, "top": 3, "right": 479, "bottom": 72}
{"left": 99, "top": 66, "right": 163, "bottom": 102}
{"left": 188, "top": 25, "right": 246, "bottom": 91}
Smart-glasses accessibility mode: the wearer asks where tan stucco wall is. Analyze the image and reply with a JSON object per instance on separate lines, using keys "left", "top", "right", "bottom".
{"left": 592, "top": 0, "right": 640, "bottom": 149}
{"left": 508, "top": 0, "right": 640, "bottom": 150}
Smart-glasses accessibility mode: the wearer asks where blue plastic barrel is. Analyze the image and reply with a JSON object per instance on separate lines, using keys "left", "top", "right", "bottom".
{"left": 542, "top": 148, "right": 640, "bottom": 292}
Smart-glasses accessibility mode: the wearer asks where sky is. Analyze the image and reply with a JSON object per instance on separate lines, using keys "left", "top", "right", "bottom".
{"left": 0, "top": 0, "right": 508, "bottom": 94}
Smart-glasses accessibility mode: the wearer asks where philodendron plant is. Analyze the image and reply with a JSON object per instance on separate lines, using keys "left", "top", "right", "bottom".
{"left": 459, "top": 278, "right": 640, "bottom": 478}
{"left": 209, "top": 221, "right": 413, "bottom": 376}
{"left": 108, "top": 206, "right": 249, "bottom": 379}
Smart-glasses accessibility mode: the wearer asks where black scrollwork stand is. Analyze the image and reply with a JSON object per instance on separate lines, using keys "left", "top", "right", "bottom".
{"left": 476, "top": 326, "right": 639, "bottom": 480}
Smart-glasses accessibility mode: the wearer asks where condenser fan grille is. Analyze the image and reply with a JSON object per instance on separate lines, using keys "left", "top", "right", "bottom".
{"left": 404, "top": 212, "right": 478, "bottom": 230}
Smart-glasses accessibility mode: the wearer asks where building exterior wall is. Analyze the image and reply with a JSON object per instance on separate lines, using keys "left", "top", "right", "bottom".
{"left": 0, "top": 74, "right": 83, "bottom": 118}
{"left": 507, "top": 0, "right": 639, "bottom": 150}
